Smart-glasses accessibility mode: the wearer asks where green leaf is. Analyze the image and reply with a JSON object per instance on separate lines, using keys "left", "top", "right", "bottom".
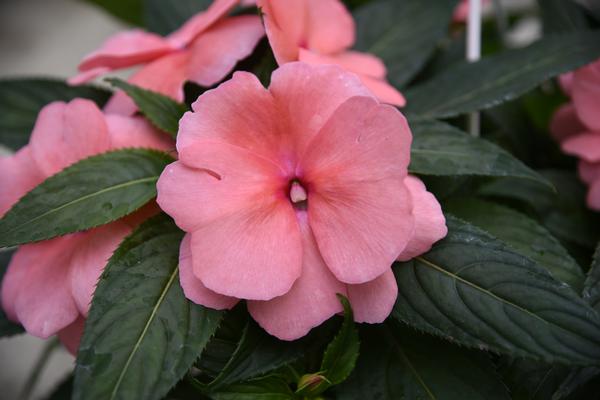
{"left": 392, "top": 215, "right": 600, "bottom": 365}
{"left": 499, "top": 358, "right": 570, "bottom": 400}
{"left": 45, "top": 374, "right": 74, "bottom": 400}
{"left": 409, "top": 119, "right": 551, "bottom": 187}
{"left": 107, "top": 78, "right": 187, "bottom": 137}
{"left": 444, "top": 198, "right": 585, "bottom": 291}
{"left": 0, "top": 248, "right": 24, "bottom": 337}
{"left": 354, "top": 0, "right": 458, "bottom": 88}
{"left": 209, "top": 375, "right": 294, "bottom": 400}
{"left": 584, "top": 244, "right": 600, "bottom": 312}
{"left": 335, "top": 323, "right": 510, "bottom": 400}
{"left": 404, "top": 31, "right": 600, "bottom": 118}
{"left": 538, "top": 0, "right": 590, "bottom": 34}
{"left": 73, "top": 214, "right": 223, "bottom": 400}
{"left": 144, "top": 0, "right": 212, "bottom": 35}
{"left": 0, "top": 149, "right": 172, "bottom": 248}
{"left": 0, "top": 79, "right": 111, "bottom": 150}
{"left": 296, "top": 295, "right": 359, "bottom": 396}
{"left": 81, "top": 0, "right": 143, "bottom": 26}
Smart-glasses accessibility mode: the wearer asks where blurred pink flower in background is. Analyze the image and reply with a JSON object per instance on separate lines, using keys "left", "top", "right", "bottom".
{"left": 257, "top": 0, "right": 405, "bottom": 106}
{"left": 70, "top": 0, "right": 264, "bottom": 115}
{"left": 453, "top": 0, "right": 491, "bottom": 22}
{"left": 157, "top": 63, "right": 446, "bottom": 340}
{"left": 0, "top": 99, "right": 173, "bottom": 353}
{"left": 551, "top": 59, "right": 600, "bottom": 210}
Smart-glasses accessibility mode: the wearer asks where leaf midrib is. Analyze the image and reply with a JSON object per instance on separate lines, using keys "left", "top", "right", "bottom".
{"left": 391, "top": 339, "right": 436, "bottom": 400}
{"left": 1, "top": 176, "right": 158, "bottom": 237}
{"left": 110, "top": 265, "right": 179, "bottom": 400}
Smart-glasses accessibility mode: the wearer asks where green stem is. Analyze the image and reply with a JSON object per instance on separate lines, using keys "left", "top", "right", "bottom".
{"left": 18, "top": 337, "right": 59, "bottom": 400}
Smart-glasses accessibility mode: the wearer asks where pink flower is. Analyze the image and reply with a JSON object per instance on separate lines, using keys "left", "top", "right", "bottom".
{"left": 70, "top": 0, "right": 264, "bottom": 115}
{"left": 256, "top": 0, "right": 405, "bottom": 107}
{"left": 0, "top": 99, "right": 173, "bottom": 353}
{"left": 453, "top": 0, "right": 491, "bottom": 23}
{"left": 156, "top": 62, "right": 446, "bottom": 340}
{"left": 551, "top": 59, "right": 600, "bottom": 210}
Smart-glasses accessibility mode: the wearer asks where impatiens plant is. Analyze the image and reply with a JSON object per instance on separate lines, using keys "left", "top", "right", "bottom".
{"left": 1, "top": 0, "right": 600, "bottom": 399}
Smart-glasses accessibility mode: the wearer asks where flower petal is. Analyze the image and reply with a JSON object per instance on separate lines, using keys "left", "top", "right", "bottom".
{"left": 57, "top": 316, "right": 85, "bottom": 356}
{"left": 305, "top": 0, "right": 355, "bottom": 55}
{"left": 190, "top": 198, "right": 302, "bottom": 301}
{"left": 572, "top": 61, "right": 600, "bottom": 131}
{"left": 186, "top": 16, "right": 265, "bottom": 87}
{"left": 0, "top": 146, "right": 44, "bottom": 217}
{"left": 30, "top": 99, "right": 111, "bottom": 176}
{"left": 166, "top": 0, "right": 238, "bottom": 48}
{"left": 269, "top": 62, "right": 374, "bottom": 155}
{"left": 550, "top": 103, "right": 586, "bottom": 142}
{"left": 68, "top": 67, "right": 111, "bottom": 85}
{"left": 177, "top": 71, "right": 285, "bottom": 165}
{"left": 3, "top": 237, "right": 80, "bottom": 338}
{"left": 257, "top": 0, "right": 307, "bottom": 63}
{"left": 103, "top": 51, "right": 190, "bottom": 116}
{"left": 77, "top": 29, "right": 174, "bottom": 76}
{"left": 579, "top": 160, "right": 600, "bottom": 185}
{"left": 396, "top": 176, "right": 447, "bottom": 261}
{"left": 178, "top": 234, "right": 238, "bottom": 309}
{"left": 587, "top": 180, "right": 600, "bottom": 211}
{"left": 69, "top": 223, "right": 131, "bottom": 316}
{"left": 303, "top": 96, "right": 413, "bottom": 284}
{"left": 106, "top": 114, "right": 175, "bottom": 152}
{"left": 347, "top": 269, "right": 397, "bottom": 323}
{"left": 562, "top": 132, "right": 600, "bottom": 163}
{"left": 248, "top": 217, "right": 346, "bottom": 340}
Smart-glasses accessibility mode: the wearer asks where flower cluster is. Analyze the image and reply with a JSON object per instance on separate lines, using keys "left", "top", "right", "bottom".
{"left": 0, "top": 0, "right": 447, "bottom": 351}
{"left": 551, "top": 59, "right": 600, "bottom": 210}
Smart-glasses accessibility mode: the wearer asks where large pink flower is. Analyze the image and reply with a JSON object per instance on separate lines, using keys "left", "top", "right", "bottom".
{"left": 256, "top": 0, "right": 405, "bottom": 107}
{"left": 0, "top": 99, "right": 173, "bottom": 353}
{"left": 70, "top": 0, "right": 264, "bottom": 115}
{"left": 551, "top": 59, "right": 600, "bottom": 210}
{"left": 156, "top": 63, "right": 446, "bottom": 340}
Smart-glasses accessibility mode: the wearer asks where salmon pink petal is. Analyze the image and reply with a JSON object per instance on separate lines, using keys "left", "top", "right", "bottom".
{"left": 177, "top": 71, "right": 284, "bottom": 164}
{"left": 57, "top": 316, "right": 85, "bottom": 355}
{"left": 579, "top": 160, "right": 600, "bottom": 185}
{"left": 157, "top": 143, "right": 282, "bottom": 231}
{"left": 257, "top": 0, "right": 307, "bottom": 63}
{"left": 103, "top": 52, "right": 190, "bottom": 116}
{"left": 77, "top": 29, "right": 174, "bottom": 74}
{"left": 303, "top": 97, "right": 413, "bottom": 284}
{"left": 178, "top": 234, "right": 238, "bottom": 309}
{"left": 297, "top": 49, "right": 404, "bottom": 106}
{"left": 106, "top": 114, "right": 175, "bottom": 152}
{"left": 572, "top": 61, "right": 600, "bottom": 131}
{"left": 186, "top": 16, "right": 265, "bottom": 87}
{"left": 269, "top": 62, "right": 373, "bottom": 155}
{"left": 550, "top": 103, "right": 586, "bottom": 142}
{"left": 588, "top": 180, "right": 600, "bottom": 211}
{"left": 0, "top": 147, "right": 44, "bottom": 216}
{"left": 305, "top": 0, "right": 355, "bottom": 55}
{"left": 347, "top": 270, "right": 397, "bottom": 323}
{"left": 397, "top": 176, "right": 447, "bottom": 261}
{"left": 559, "top": 72, "right": 574, "bottom": 96}
{"left": 248, "top": 218, "right": 346, "bottom": 340}
{"left": 166, "top": 0, "right": 239, "bottom": 48}
{"left": 68, "top": 67, "right": 111, "bottom": 85}
{"left": 562, "top": 133, "right": 600, "bottom": 163}
{"left": 120, "top": 202, "right": 162, "bottom": 229}
{"left": 190, "top": 199, "right": 302, "bottom": 300}
{"left": 4, "top": 237, "right": 80, "bottom": 338}
{"left": 30, "top": 99, "right": 111, "bottom": 176}
{"left": 69, "top": 223, "right": 131, "bottom": 316}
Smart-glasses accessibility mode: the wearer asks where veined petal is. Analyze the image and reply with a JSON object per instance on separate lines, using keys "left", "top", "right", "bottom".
{"left": 550, "top": 103, "right": 586, "bottom": 142}
{"left": 257, "top": 0, "right": 306, "bottom": 63}
{"left": 347, "top": 269, "right": 397, "bottom": 323}
{"left": 572, "top": 61, "right": 600, "bottom": 131}
{"left": 57, "top": 316, "right": 85, "bottom": 355}
{"left": 588, "top": 180, "right": 600, "bottom": 211}
{"left": 0, "top": 146, "right": 44, "bottom": 217}
{"left": 305, "top": 0, "right": 355, "bottom": 54}
{"left": 579, "top": 160, "right": 600, "bottom": 185}
{"left": 562, "top": 132, "right": 600, "bottom": 163}
{"left": 106, "top": 114, "right": 175, "bottom": 152}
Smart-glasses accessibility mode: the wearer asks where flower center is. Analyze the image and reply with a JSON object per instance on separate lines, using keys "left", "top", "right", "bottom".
{"left": 289, "top": 180, "right": 308, "bottom": 209}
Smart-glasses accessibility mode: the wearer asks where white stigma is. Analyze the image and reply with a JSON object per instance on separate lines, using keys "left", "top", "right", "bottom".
{"left": 289, "top": 181, "right": 308, "bottom": 204}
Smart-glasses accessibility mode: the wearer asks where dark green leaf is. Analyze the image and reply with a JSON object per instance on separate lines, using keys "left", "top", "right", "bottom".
{"left": 354, "top": 0, "right": 458, "bottom": 87}
{"left": 0, "top": 149, "right": 172, "bottom": 248}
{"left": 209, "top": 375, "right": 294, "bottom": 400}
{"left": 499, "top": 358, "right": 570, "bottom": 400}
{"left": 445, "top": 198, "right": 585, "bottom": 291}
{"left": 0, "top": 79, "right": 111, "bottom": 150}
{"left": 0, "top": 248, "right": 24, "bottom": 337}
{"left": 392, "top": 215, "right": 600, "bottom": 365}
{"left": 107, "top": 79, "right": 187, "bottom": 137}
{"left": 404, "top": 31, "right": 600, "bottom": 118}
{"left": 335, "top": 323, "right": 510, "bottom": 400}
{"left": 538, "top": 0, "right": 590, "bottom": 34}
{"left": 73, "top": 214, "right": 223, "bottom": 400}
{"left": 45, "top": 374, "right": 74, "bottom": 400}
{"left": 409, "top": 119, "right": 551, "bottom": 187}
{"left": 553, "top": 366, "right": 600, "bottom": 400}
{"left": 144, "top": 0, "right": 212, "bottom": 35}
{"left": 583, "top": 243, "right": 600, "bottom": 311}
{"left": 81, "top": 0, "right": 143, "bottom": 26}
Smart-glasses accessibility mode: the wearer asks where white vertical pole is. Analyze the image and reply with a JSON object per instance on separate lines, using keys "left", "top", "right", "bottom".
{"left": 467, "top": 0, "right": 482, "bottom": 137}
